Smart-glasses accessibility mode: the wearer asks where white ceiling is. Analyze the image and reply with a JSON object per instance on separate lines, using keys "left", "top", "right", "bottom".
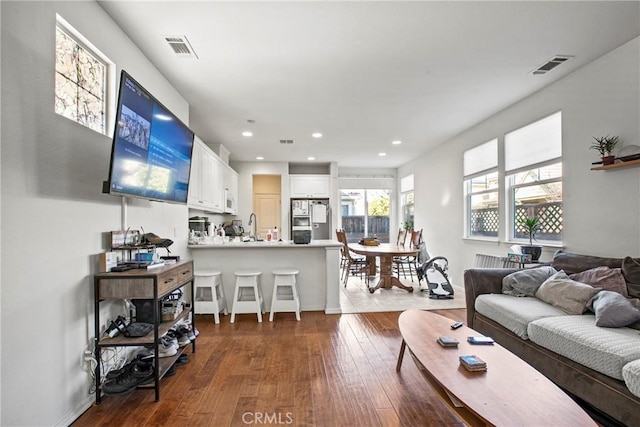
{"left": 98, "top": 1, "right": 640, "bottom": 168}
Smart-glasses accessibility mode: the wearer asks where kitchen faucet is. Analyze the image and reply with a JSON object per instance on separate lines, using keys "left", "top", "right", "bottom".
{"left": 248, "top": 212, "right": 257, "bottom": 240}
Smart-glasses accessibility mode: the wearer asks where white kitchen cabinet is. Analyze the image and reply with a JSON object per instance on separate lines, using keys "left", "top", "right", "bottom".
{"left": 188, "top": 137, "right": 223, "bottom": 212}
{"left": 222, "top": 164, "right": 238, "bottom": 214}
{"left": 290, "top": 174, "right": 331, "bottom": 198}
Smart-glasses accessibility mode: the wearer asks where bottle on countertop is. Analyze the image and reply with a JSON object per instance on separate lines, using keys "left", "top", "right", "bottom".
{"left": 207, "top": 222, "right": 214, "bottom": 237}
{"left": 272, "top": 226, "right": 279, "bottom": 241}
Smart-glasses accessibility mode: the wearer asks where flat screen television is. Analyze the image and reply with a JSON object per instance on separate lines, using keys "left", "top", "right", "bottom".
{"left": 107, "top": 70, "right": 194, "bottom": 204}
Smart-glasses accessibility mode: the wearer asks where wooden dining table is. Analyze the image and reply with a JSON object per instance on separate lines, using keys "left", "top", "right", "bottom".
{"left": 348, "top": 243, "right": 419, "bottom": 293}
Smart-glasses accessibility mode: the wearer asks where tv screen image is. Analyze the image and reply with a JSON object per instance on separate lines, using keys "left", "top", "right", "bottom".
{"left": 108, "top": 70, "right": 194, "bottom": 204}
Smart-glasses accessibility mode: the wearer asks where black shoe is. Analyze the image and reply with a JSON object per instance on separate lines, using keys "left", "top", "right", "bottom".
{"left": 175, "top": 354, "right": 189, "bottom": 366}
{"left": 102, "top": 360, "right": 153, "bottom": 395}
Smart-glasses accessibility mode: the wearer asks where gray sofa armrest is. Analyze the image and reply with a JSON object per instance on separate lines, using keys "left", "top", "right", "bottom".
{"left": 463, "top": 268, "right": 519, "bottom": 327}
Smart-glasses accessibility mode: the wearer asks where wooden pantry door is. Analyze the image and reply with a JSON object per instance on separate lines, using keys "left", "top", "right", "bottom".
{"left": 252, "top": 175, "right": 281, "bottom": 240}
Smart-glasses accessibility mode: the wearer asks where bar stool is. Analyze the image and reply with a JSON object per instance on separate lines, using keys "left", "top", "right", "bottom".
{"left": 230, "top": 270, "right": 264, "bottom": 323}
{"left": 269, "top": 269, "right": 300, "bottom": 321}
{"left": 194, "top": 270, "right": 228, "bottom": 324}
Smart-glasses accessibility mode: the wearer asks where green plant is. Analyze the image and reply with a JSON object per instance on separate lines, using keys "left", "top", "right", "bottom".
{"left": 590, "top": 135, "right": 619, "bottom": 157}
{"left": 403, "top": 221, "right": 412, "bottom": 230}
{"left": 520, "top": 216, "right": 540, "bottom": 246}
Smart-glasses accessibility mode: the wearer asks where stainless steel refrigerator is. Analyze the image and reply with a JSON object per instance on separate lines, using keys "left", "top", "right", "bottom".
{"left": 291, "top": 198, "right": 331, "bottom": 241}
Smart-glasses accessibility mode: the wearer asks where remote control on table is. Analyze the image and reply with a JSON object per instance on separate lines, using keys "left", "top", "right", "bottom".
{"left": 451, "top": 321, "right": 464, "bottom": 329}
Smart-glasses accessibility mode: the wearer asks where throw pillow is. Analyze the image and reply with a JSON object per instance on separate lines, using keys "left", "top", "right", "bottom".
{"left": 502, "top": 266, "right": 557, "bottom": 297}
{"left": 535, "top": 270, "right": 601, "bottom": 314}
{"left": 588, "top": 290, "right": 640, "bottom": 328}
{"left": 570, "top": 266, "right": 629, "bottom": 297}
{"left": 622, "top": 257, "right": 640, "bottom": 298}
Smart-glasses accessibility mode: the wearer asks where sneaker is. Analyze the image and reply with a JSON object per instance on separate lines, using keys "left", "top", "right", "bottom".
{"left": 179, "top": 325, "right": 196, "bottom": 342}
{"left": 175, "top": 354, "right": 189, "bottom": 366}
{"left": 160, "top": 334, "right": 178, "bottom": 348}
{"left": 168, "top": 328, "right": 191, "bottom": 347}
{"left": 140, "top": 364, "right": 176, "bottom": 386}
{"left": 102, "top": 360, "right": 153, "bottom": 395}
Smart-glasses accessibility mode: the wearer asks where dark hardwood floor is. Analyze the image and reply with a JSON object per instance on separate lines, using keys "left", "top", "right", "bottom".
{"left": 73, "top": 309, "right": 467, "bottom": 427}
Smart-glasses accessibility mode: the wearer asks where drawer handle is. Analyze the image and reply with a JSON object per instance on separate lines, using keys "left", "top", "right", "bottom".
{"left": 181, "top": 270, "right": 191, "bottom": 276}
{"left": 164, "top": 277, "right": 175, "bottom": 284}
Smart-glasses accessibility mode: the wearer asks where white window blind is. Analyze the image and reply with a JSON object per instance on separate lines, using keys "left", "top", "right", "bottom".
{"left": 400, "top": 174, "right": 414, "bottom": 192}
{"left": 505, "top": 111, "right": 562, "bottom": 172}
{"left": 463, "top": 139, "right": 497, "bottom": 177}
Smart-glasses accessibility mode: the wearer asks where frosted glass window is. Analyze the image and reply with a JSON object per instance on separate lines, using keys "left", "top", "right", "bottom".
{"left": 463, "top": 139, "right": 498, "bottom": 177}
{"left": 505, "top": 112, "right": 562, "bottom": 172}
{"left": 55, "top": 19, "right": 108, "bottom": 134}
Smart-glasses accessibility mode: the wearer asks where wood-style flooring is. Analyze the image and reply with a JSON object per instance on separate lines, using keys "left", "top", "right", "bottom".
{"left": 73, "top": 309, "right": 467, "bottom": 426}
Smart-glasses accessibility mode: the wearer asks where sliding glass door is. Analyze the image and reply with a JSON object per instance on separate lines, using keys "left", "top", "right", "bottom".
{"left": 340, "top": 189, "right": 390, "bottom": 243}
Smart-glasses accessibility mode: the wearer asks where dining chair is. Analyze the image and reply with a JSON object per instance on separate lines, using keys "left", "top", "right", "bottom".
{"left": 336, "top": 229, "right": 370, "bottom": 286}
{"left": 394, "top": 228, "right": 423, "bottom": 282}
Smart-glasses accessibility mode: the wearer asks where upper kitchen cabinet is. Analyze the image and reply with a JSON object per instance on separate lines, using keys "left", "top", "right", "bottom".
{"left": 188, "top": 137, "right": 223, "bottom": 212}
{"left": 290, "top": 174, "right": 331, "bottom": 198}
{"left": 222, "top": 163, "right": 238, "bottom": 214}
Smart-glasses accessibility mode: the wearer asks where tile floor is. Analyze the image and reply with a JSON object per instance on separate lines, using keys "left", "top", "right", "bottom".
{"left": 339, "top": 273, "right": 467, "bottom": 313}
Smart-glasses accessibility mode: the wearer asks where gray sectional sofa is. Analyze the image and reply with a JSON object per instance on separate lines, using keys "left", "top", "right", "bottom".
{"left": 464, "top": 252, "right": 640, "bottom": 426}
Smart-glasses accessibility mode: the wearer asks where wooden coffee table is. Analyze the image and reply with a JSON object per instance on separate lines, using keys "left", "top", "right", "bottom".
{"left": 396, "top": 309, "right": 596, "bottom": 426}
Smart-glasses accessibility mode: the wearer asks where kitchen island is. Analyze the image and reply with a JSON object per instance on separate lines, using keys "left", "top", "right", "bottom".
{"left": 188, "top": 240, "right": 342, "bottom": 314}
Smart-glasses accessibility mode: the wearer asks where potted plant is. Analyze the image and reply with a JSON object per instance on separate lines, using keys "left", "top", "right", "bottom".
{"left": 520, "top": 215, "right": 542, "bottom": 262}
{"left": 590, "top": 135, "right": 619, "bottom": 165}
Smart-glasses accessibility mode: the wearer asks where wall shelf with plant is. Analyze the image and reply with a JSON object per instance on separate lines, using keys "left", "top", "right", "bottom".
{"left": 591, "top": 157, "right": 640, "bottom": 171}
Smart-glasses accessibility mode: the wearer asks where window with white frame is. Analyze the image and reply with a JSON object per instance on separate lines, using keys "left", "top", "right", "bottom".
{"left": 55, "top": 16, "right": 109, "bottom": 134}
{"left": 400, "top": 174, "right": 414, "bottom": 229}
{"left": 464, "top": 139, "right": 498, "bottom": 239}
{"left": 505, "top": 111, "right": 563, "bottom": 244}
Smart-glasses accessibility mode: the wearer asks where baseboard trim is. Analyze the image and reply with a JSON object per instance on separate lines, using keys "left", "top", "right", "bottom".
{"left": 55, "top": 396, "right": 93, "bottom": 426}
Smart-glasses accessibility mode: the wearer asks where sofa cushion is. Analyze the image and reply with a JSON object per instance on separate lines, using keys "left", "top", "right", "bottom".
{"left": 623, "top": 360, "right": 640, "bottom": 398}
{"left": 535, "top": 271, "right": 601, "bottom": 314}
{"left": 527, "top": 315, "right": 640, "bottom": 380}
{"left": 475, "top": 294, "right": 566, "bottom": 339}
{"left": 502, "top": 266, "right": 557, "bottom": 297}
{"left": 570, "top": 266, "right": 628, "bottom": 297}
{"left": 623, "top": 256, "right": 640, "bottom": 298}
{"left": 588, "top": 290, "right": 640, "bottom": 328}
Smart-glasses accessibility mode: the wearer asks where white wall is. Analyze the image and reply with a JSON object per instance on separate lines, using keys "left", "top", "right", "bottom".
{"left": 398, "top": 37, "right": 640, "bottom": 288}
{"left": 1, "top": 1, "right": 192, "bottom": 425}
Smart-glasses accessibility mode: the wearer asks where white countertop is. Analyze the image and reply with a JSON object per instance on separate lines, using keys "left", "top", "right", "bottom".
{"left": 188, "top": 239, "right": 342, "bottom": 249}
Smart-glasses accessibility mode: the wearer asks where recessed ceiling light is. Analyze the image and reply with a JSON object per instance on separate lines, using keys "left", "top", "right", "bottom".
{"left": 378, "top": 152, "right": 387, "bottom": 156}
{"left": 242, "top": 131, "right": 253, "bottom": 137}
{"left": 392, "top": 140, "right": 402, "bottom": 145}
{"left": 312, "top": 133, "right": 323, "bottom": 138}
{"left": 256, "top": 156, "right": 264, "bottom": 160}
{"left": 307, "top": 156, "right": 315, "bottom": 161}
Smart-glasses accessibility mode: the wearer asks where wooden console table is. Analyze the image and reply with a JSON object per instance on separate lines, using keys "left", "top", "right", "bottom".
{"left": 93, "top": 260, "right": 194, "bottom": 403}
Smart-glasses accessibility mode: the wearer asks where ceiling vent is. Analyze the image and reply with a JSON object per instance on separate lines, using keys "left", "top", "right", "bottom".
{"left": 163, "top": 35, "right": 198, "bottom": 59}
{"left": 530, "top": 55, "right": 573, "bottom": 75}
{"left": 279, "top": 139, "right": 294, "bottom": 144}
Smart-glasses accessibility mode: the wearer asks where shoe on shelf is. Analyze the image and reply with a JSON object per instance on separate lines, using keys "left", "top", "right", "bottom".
{"left": 175, "top": 354, "right": 189, "bottom": 366}
{"left": 140, "top": 364, "right": 176, "bottom": 386}
{"left": 168, "top": 328, "right": 191, "bottom": 347}
{"left": 158, "top": 331, "right": 180, "bottom": 348}
{"left": 179, "top": 325, "right": 196, "bottom": 342}
{"left": 102, "top": 360, "right": 153, "bottom": 395}
{"left": 143, "top": 340, "right": 178, "bottom": 358}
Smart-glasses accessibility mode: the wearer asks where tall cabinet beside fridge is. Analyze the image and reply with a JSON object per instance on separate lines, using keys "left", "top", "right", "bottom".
{"left": 291, "top": 199, "right": 330, "bottom": 242}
